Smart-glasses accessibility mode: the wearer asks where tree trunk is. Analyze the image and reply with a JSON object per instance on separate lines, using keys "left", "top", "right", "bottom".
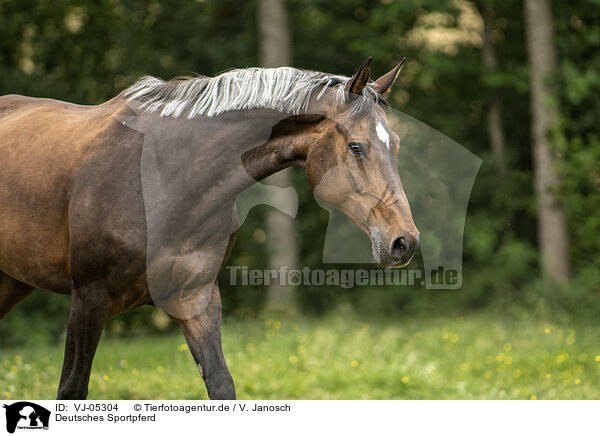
{"left": 524, "top": 0, "right": 570, "bottom": 282}
{"left": 258, "top": 0, "right": 299, "bottom": 307}
{"left": 480, "top": 4, "right": 507, "bottom": 178}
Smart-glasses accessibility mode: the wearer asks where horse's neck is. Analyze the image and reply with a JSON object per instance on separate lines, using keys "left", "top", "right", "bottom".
{"left": 135, "top": 108, "right": 299, "bottom": 209}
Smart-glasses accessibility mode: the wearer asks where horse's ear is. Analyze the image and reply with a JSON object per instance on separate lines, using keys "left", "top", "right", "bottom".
{"left": 345, "top": 57, "right": 372, "bottom": 96}
{"left": 374, "top": 57, "right": 406, "bottom": 97}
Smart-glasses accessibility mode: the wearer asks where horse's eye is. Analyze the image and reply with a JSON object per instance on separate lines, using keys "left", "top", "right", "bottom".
{"left": 348, "top": 142, "right": 365, "bottom": 156}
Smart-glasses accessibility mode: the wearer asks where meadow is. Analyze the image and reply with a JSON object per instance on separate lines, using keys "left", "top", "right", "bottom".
{"left": 1, "top": 312, "right": 599, "bottom": 400}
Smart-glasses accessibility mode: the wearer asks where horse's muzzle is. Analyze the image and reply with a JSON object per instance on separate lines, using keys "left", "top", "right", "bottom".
{"left": 370, "top": 228, "right": 419, "bottom": 268}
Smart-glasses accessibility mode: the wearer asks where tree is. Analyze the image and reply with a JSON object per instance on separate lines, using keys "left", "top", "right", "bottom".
{"left": 524, "top": 0, "right": 570, "bottom": 282}
{"left": 478, "top": 2, "right": 507, "bottom": 178}
{"left": 258, "top": 0, "right": 299, "bottom": 307}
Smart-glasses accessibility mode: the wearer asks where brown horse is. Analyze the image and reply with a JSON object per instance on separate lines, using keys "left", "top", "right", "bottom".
{"left": 0, "top": 58, "right": 419, "bottom": 399}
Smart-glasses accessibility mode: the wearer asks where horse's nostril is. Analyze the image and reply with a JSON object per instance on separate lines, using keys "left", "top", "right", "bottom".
{"left": 391, "top": 236, "right": 408, "bottom": 260}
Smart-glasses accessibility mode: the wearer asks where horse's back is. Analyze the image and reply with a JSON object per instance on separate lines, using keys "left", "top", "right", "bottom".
{"left": 0, "top": 93, "right": 87, "bottom": 121}
{"left": 0, "top": 93, "right": 42, "bottom": 113}
{"left": 0, "top": 94, "right": 33, "bottom": 116}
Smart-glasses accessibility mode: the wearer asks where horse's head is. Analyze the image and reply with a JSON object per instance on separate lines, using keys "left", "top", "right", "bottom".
{"left": 291, "top": 58, "right": 419, "bottom": 267}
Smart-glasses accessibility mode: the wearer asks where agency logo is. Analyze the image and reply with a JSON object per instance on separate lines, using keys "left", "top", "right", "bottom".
{"left": 2, "top": 402, "right": 50, "bottom": 434}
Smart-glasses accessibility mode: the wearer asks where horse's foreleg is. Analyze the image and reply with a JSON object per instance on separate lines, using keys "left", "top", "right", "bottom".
{"left": 178, "top": 281, "right": 235, "bottom": 400}
{"left": 56, "top": 282, "right": 111, "bottom": 400}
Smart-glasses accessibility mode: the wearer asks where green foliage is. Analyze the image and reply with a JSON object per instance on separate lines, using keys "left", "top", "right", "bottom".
{"left": 554, "top": 1, "right": 600, "bottom": 287}
{"left": 0, "top": 291, "right": 69, "bottom": 347}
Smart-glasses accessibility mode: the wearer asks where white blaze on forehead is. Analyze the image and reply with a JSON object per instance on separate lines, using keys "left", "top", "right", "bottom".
{"left": 376, "top": 122, "right": 391, "bottom": 149}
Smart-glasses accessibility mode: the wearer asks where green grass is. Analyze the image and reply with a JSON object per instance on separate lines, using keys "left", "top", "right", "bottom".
{"left": 1, "top": 313, "right": 599, "bottom": 399}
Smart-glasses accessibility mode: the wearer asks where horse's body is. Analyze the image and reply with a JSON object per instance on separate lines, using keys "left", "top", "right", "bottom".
{"left": 0, "top": 60, "right": 419, "bottom": 399}
{"left": 0, "top": 95, "right": 146, "bottom": 296}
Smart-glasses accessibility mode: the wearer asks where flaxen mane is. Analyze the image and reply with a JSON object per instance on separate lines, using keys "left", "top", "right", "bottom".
{"left": 124, "top": 67, "right": 385, "bottom": 119}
